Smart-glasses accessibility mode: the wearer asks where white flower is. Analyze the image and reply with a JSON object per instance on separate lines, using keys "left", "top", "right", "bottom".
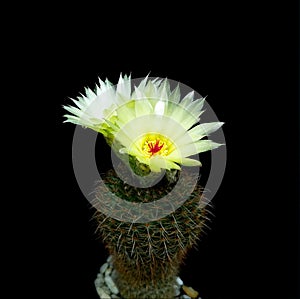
{"left": 64, "top": 75, "right": 224, "bottom": 172}
{"left": 111, "top": 77, "right": 224, "bottom": 172}
{"left": 63, "top": 74, "right": 131, "bottom": 135}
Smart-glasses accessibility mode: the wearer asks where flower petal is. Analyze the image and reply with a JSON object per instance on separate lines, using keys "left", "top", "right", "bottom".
{"left": 188, "top": 122, "right": 224, "bottom": 141}
{"left": 186, "top": 97, "right": 205, "bottom": 119}
{"left": 135, "top": 99, "right": 153, "bottom": 117}
{"left": 149, "top": 156, "right": 180, "bottom": 172}
{"left": 180, "top": 91, "right": 195, "bottom": 108}
{"left": 117, "top": 74, "right": 131, "bottom": 101}
{"left": 154, "top": 101, "right": 165, "bottom": 115}
{"left": 168, "top": 140, "right": 222, "bottom": 158}
{"left": 169, "top": 84, "right": 181, "bottom": 104}
{"left": 175, "top": 157, "right": 202, "bottom": 167}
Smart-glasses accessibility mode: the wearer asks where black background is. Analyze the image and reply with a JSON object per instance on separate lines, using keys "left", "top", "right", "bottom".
{"left": 11, "top": 2, "right": 299, "bottom": 299}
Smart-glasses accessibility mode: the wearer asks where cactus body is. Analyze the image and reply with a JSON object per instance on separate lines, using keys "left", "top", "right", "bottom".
{"left": 94, "top": 164, "right": 208, "bottom": 299}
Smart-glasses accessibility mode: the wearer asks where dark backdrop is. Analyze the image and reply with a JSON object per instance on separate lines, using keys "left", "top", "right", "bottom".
{"left": 15, "top": 2, "right": 299, "bottom": 299}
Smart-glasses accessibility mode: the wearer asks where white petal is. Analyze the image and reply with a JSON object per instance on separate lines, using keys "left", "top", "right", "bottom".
{"left": 168, "top": 140, "right": 222, "bottom": 158}
{"left": 149, "top": 156, "right": 180, "bottom": 172}
{"left": 152, "top": 77, "right": 163, "bottom": 86}
{"left": 180, "top": 157, "right": 201, "bottom": 166}
{"left": 194, "top": 140, "right": 223, "bottom": 153}
{"left": 117, "top": 74, "right": 131, "bottom": 100}
{"left": 115, "top": 129, "right": 134, "bottom": 148}
{"left": 133, "top": 86, "right": 145, "bottom": 99}
{"left": 85, "top": 87, "right": 96, "bottom": 99}
{"left": 157, "top": 78, "right": 170, "bottom": 101}
{"left": 143, "top": 79, "right": 158, "bottom": 98}
{"left": 115, "top": 102, "right": 136, "bottom": 125}
{"left": 167, "top": 103, "right": 198, "bottom": 130}
{"left": 63, "top": 105, "right": 82, "bottom": 117}
{"left": 137, "top": 75, "right": 149, "bottom": 91}
{"left": 98, "top": 78, "right": 107, "bottom": 90}
{"left": 168, "top": 156, "right": 201, "bottom": 167}
{"left": 169, "top": 84, "right": 181, "bottom": 104}
{"left": 187, "top": 122, "right": 225, "bottom": 141}
{"left": 180, "top": 91, "right": 194, "bottom": 108}
{"left": 186, "top": 98, "right": 205, "bottom": 118}
{"left": 69, "top": 98, "right": 85, "bottom": 110}
{"left": 154, "top": 101, "right": 165, "bottom": 115}
{"left": 135, "top": 99, "right": 153, "bottom": 117}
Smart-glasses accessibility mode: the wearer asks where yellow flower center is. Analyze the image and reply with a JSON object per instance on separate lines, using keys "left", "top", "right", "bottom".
{"left": 139, "top": 134, "right": 175, "bottom": 158}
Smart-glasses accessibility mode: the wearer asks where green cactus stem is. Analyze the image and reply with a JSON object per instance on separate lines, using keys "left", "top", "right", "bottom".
{"left": 93, "top": 161, "right": 209, "bottom": 299}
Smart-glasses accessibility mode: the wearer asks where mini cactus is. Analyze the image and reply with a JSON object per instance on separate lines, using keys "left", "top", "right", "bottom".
{"left": 63, "top": 74, "right": 223, "bottom": 299}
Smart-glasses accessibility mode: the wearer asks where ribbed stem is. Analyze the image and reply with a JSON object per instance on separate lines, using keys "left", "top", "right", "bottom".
{"left": 112, "top": 253, "right": 178, "bottom": 299}
{"left": 94, "top": 168, "right": 209, "bottom": 299}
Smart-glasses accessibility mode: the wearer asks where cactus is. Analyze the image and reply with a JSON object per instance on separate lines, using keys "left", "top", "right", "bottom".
{"left": 93, "top": 159, "right": 209, "bottom": 299}
{"left": 63, "top": 74, "right": 223, "bottom": 299}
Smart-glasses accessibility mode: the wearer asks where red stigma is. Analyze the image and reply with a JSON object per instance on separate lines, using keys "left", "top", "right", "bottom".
{"left": 148, "top": 140, "right": 163, "bottom": 155}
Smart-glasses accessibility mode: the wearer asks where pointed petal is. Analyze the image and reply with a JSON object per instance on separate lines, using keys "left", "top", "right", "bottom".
{"left": 115, "top": 101, "right": 136, "bottom": 124}
{"left": 186, "top": 98, "right": 205, "bottom": 117}
{"left": 195, "top": 140, "right": 223, "bottom": 153}
{"left": 157, "top": 78, "right": 170, "bottom": 101}
{"left": 168, "top": 156, "right": 202, "bottom": 167}
{"left": 133, "top": 86, "right": 145, "bottom": 99}
{"left": 149, "top": 156, "right": 180, "bottom": 172}
{"left": 168, "top": 140, "right": 223, "bottom": 158}
{"left": 154, "top": 101, "right": 165, "bottom": 115}
{"left": 188, "top": 122, "right": 225, "bottom": 141}
{"left": 180, "top": 157, "right": 201, "bottom": 166}
{"left": 117, "top": 74, "right": 131, "bottom": 100}
{"left": 169, "top": 84, "right": 181, "bottom": 104}
{"left": 85, "top": 87, "right": 96, "bottom": 99}
{"left": 180, "top": 91, "right": 194, "bottom": 108}
{"left": 143, "top": 79, "right": 158, "bottom": 98}
{"left": 137, "top": 75, "right": 149, "bottom": 91}
{"left": 135, "top": 99, "right": 153, "bottom": 117}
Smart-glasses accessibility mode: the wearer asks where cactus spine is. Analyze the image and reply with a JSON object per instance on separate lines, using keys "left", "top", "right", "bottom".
{"left": 94, "top": 161, "right": 209, "bottom": 299}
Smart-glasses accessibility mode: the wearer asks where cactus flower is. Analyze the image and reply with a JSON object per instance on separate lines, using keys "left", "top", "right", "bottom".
{"left": 63, "top": 75, "right": 223, "bottom": 171}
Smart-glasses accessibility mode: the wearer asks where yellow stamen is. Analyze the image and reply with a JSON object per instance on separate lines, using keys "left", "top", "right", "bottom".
{"left": 139, "top": 134, "right": 175, "bottom": 158}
